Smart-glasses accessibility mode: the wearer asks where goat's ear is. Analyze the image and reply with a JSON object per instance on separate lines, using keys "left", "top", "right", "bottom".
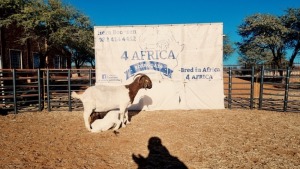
{"left": 144, "top": 80, "right": 149, "bottom": 88}
{"left": 138, "top": 76, "right": 145, "bottom": 85}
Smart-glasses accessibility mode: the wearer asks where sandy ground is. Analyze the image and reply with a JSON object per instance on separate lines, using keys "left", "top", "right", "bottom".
{"left": 0, "top": 109, "right": 300, "bottom": 169}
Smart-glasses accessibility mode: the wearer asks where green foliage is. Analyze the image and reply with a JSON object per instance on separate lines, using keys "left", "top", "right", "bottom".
{"left": 281, "top": 8, "right": 300, "bottom": 66}
{"left": 0, "top": 0, "right": 29, "bottom": 25}
{"left": 237, "top": 8, "right": 300, "bottom": 69}
{"left": 223, "top": 35, "right": 234, "bottom": 61}
{"left": 0, "top": 0, "right": 94, "bottom": 68}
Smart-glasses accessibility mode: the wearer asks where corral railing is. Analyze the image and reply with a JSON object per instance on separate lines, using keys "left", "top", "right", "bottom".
{"left": 0, "top": 67, "right": 299, "bottom": 114}
{"left": 0, "top": 69, "right": 95, "bottom": 114}
{"left": 45, "top": 69, "right": 95, "bottom": 111}
{"left": 224, "top": 66, "right": 300, "bottom": 112}
{"left": 0, "top": 69, "right": 42, "bottom": 113}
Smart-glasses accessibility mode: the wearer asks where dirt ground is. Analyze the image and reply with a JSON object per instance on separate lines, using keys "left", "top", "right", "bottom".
{"left": 0, "top": 109, "right": 300, "bottom": 169}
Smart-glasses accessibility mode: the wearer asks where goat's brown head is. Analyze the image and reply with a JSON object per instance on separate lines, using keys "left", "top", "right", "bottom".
{"left": 134, "top": 73, "right": 152, "bottom": 89}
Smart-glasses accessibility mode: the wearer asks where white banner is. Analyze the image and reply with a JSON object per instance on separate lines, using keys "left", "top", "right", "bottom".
{"left": 94, "top": 23, "right": 224, "bottom": 110}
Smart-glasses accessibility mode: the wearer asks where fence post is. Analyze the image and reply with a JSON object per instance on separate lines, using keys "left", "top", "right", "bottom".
{"left": 47, "top": 69, "right": 51, "bottom": 111}
{"left": 89, "top": 69, "right": 92, "bottom": 86}
{"left": 250, "top": 66, "right": 255, "bottom": 109}
{"left": 228, "top": 67, "right": 232, "bottom": 109}
{"left": 68, "top": 69, "right": 72, "bottom": 112}
{"left": 12, "top": 69, "right": 17, "bottom": 114}
{"left": 283, "top": 67, "right": 290, "bottom": 112}
{"left": 259, "top": 66, "right": 264, "bottom": 109}
{"left": 37, "top": 69, "right": 42, "bottom": 111}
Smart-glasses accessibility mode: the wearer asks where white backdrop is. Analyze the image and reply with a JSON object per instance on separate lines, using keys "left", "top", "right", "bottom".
{"left": 94, "top": 23, "right": 224, "bottom": 110}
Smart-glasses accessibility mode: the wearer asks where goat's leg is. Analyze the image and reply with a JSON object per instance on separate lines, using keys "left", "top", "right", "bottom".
{"left": 124, "top": 109, "right": 131, "bottom": 125}
{"left": 119, "top": 107, "right": 127, "bottom": 128}
{"left": 112, "top": 118, "right": 122, "bottom": 131}
{"left": 83, "top": 112, "right": 92, "bottom": 131}
{"left": 83, "top": 104, "right": 94, "bottom": 131}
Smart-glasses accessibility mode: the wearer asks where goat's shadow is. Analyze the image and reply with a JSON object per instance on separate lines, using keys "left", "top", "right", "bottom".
{"left": 132, "top": 136, "right": 188, "bottom": 169}
{"left": 127, "top": 95, "right": 152, "bottom": 121}
{"left": 89, "top": 95, "right": 152, "bottom": 124}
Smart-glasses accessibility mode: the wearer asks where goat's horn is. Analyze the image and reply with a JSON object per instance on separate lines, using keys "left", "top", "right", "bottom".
{"left": 133, "top": 73, "right": 145, "bottom": 79}
{"left": 133, "top": 73, "right": 145, "bottom": 83}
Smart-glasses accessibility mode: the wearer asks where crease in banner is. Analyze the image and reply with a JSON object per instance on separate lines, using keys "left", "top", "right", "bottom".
{"left": 124, "top": 61, "right": 173, "bottom": 79}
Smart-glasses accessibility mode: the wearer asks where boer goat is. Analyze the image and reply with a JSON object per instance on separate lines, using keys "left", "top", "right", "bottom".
{"left": 71, "top": 73, "right": 152, "bottom": 131}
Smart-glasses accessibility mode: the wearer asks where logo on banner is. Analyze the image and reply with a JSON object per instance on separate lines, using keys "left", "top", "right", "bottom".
{"left": 100, "top": 74, "right": 122, "bottom": 82}
{"left": 124, "top": 61, "right": 173, "bottom": 79}
{"left": 122, "top": 27, "right": 185, "bottom": 80}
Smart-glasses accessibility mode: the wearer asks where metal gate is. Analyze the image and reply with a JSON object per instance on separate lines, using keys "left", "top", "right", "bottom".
{"left": 224, "top": 66, "right": 300, "bottom": 112}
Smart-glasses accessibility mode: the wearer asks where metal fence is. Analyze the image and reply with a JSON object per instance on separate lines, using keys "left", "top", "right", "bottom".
{"left": 224, "top": 66, "right": 300, "bottom": 112}
{"left": 0, "top": 67, "right": 299, "bottom": 114}
{"left": 0, "top": 69, "right": 95, "bottom": 114}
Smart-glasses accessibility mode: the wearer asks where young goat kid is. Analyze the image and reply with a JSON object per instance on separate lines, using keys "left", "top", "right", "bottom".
{"left": 90, "top": 110, "right": 122, "bottom": 133}
{"left": 72, "top": 73, "right": 152, "bottom": 131}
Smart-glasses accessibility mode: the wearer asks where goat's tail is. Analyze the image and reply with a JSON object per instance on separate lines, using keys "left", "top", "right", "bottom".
{"left": 71, "top": 91, "right": 81, "bottom": 100}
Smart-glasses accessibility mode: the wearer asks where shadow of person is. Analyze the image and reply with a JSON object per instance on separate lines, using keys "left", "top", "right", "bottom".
{"left": 132, "top": 137, "right": 188, "bottom": 169}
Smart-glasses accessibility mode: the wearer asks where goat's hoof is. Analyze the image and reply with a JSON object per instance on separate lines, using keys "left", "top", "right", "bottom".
{"left": 121, "top": 122, "right": 127, "bottom": 128}
{"left": 113, "top": 130, "right": 120, "bottom": 135}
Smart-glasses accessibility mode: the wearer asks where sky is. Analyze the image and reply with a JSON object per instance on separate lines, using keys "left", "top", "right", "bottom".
{"left": 63, "top": 0, "right": 300, "bottom": 65}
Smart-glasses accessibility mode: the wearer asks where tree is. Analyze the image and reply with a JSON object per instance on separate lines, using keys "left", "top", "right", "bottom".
{"left": 0, "top": 0, "right": 31, "bottom": 23}
{"left": 1, "top": 0, "right": 94, "bottom": 68}
{"left": 237, "top": 8, "right": 300, "bottom": 73}
{"left": 68, "top": 17, "right": 94, "bottom": 70}
{"left": 0, "top": 0, "right": 29, "bottom": 68}
{"left": 281, "top": 8, "right": 300, "bottom": 68}
{"left": 237, "top": 40, "right": 274, "bottom": 67}
{"left": 223, "top": 35, "right": 234, "bottom": 61}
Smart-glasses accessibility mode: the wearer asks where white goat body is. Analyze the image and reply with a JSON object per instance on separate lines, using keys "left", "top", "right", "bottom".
{"left": 72, "top": 85, "right": 131, "bottom": 112}
{"left": 72, "top": 74, "right": 152, "bottom": 131}
{"left": 72, "top": 85, "right": 131, "bottom": 131}
{"left": 90, "top": 110, "right": 122, "bottom": 133}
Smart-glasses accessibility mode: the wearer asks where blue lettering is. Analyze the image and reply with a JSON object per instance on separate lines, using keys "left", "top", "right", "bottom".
{"left": 160, "top": 50, "right": 167, "bottom": 59}
{"left": 122, "top": 50, "right": 177, "bottom": 60}
{"left": 132, "top": 51, "right": 140, "bottom": 60}
{"left": 168, "top": 50, "right": 176, "bottom": 59}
